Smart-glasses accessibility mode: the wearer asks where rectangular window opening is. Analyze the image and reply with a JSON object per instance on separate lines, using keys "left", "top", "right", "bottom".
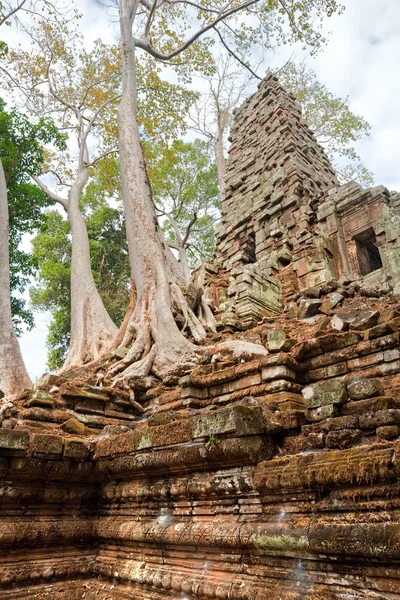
{"left": 354, "top": 228, "right": 382, "bottom": 276}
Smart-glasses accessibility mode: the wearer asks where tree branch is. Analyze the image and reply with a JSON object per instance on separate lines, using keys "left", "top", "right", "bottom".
{"left": 134, "top": 0, "right": 260, "bottom": 61}
{"left": 182, "top": 211, "right": 197, "bottom": 246}
{"left": 214, "top": 27, "right": 261, "bottom": 80}
{"left": 32, "top": 175, "right": 68, "bottom": 210}
{"left": 85, "top": 148, "right": 119, "bottom": 168}
{"left": 83, "top": 94, "right": 121, "bottom": 143}
{"left": 0, "top": 0, "right": 27, "bottom": 26}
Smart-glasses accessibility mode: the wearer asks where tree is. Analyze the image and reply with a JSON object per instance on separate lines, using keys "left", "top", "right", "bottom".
{"left": 0, "top": 101, "right": 64, "bottom": 332}
{"left": 6, "top": 24, "right": 126, "bottom": 369}
{"left": 0, "top": 102, "right": 63, "bottom": 395}
{"left": 108, "top": 0, "right": 344, "bottom": 383}
{"left": 147, "top": 139, "right": 220, "bottom": 281}
{"left": 278, "top": 61, "right": 373, "bottom": 186}
{"left": 0, "top": 158, "right": 32, "bottom": 396}
{"left": 0, "top": 0, "right": 73, "bottom": 395}
{"left": 6, "top": 14, "right": 198, "bottom": 371}
{"left": 189, "top": 54, "right": 254, "bottom": 199}
{"left": 31, "top": 168, "right": 130, "bottom": 370}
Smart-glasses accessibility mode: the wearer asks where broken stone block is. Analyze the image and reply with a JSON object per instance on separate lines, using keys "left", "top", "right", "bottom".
{"left": 320, "top": 279, "right": 339, "bottom": 294}
{"left": 306, "top": 404, "right": 338, "bottom": 422}
{"left": 351, "top": 310, "right": 380, "bottom": 330}
{"left": 325, "top": 429, "right": 362, "bottom": 449}
{"left": 376, "top": 425, "right": 400, "bottom": 441}
{"left": 113, "top": 346, "right": 129, "bottom": 359}
{"left": 347, "top": 378, "right": 385, "bottom": 400}
{"left": 330, "top": 310, "right": 358, "bottom": 331}
{"left": 265, "top": 329, "right": 292, "bottom": 352}
{"left": 0, "top": 429, "right": 29, "bottom": 456}
{"left": 34, "top": 373, "right": 65, "bottom": 389}
{"left": 297, "top": 298, "right": 321, "bottom": 319}
{"left": 359, "top": 283, "right": 386, "bottom": 298}
{"left": 319, "top": 292, "right": 344, "bottom": 314}
{"left": 338, "top": 274, "right": 355, "bottom": 286}
{"left": 302, "top": 286, "right": 321, "bottom": 299}
{"left": 191, "top": 405, "right": 264, "bottom": 438}
{"left": 60, "top": 418, "right": 86, "bottom": 435}
{"left": 330, "top": 309, "right": 379, "bottom": 331}
{"left": 302, "top": 380, "right": 347, "bottom": 408}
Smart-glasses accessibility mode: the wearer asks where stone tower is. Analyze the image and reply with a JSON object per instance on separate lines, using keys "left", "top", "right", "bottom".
{"left": 207, "top": 73, "right": 400, "bottom": 323}
{"left": 214, "top": 74, "right": 339, "bottom": 321}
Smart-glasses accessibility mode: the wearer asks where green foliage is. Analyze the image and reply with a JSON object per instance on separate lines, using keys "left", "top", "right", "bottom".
{"left": 206, "top": 433, "right": 217, "bottom": 447}
{"left": 278, "top": 62, "right": 374, "bottom": 187}
{"left": 146, "top": 139, "right": 220, "bottom": 265}
{"left": 31, "top": 160, "right": 130, "bottom": 370}
{"left": 0, "top": 99, "right": 65, "bottom": 333}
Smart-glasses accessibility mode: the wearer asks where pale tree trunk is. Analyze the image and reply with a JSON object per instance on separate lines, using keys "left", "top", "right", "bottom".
{"left": 177, "top": 244, "right": 191, "bottom": 283}
{"left": 215, "top": 118, "right": 226, "bottom": 200}
{"left": 109, "top": 0, "right": 209, "bottom": 383}
{"left": 0, "top": 161, "right": 32, "bottom": 396}
{"left": 61, "top": 168, "right": 118, "bottom": 371}
{"left": 165, "top": 212, "right": 191, "bottom": 284}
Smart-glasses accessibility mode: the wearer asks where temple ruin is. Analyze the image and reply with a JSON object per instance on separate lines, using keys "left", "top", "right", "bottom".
{"left": 2, "top": 74, "right": 400, "bottom": 599}
{"left": 199, "top": 74, "right": 400, "bottom": 324}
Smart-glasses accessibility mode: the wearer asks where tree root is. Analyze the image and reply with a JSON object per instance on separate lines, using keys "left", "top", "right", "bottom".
{"left": 170, "top": 282, "right": 206, "bottom": 342}
{"left": 197, "top": 295, "right": 217, "bottom": 333}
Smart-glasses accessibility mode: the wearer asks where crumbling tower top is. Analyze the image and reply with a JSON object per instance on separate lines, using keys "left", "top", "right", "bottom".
{"left": 216, "top": 73, "right": 338, "bottom": 273}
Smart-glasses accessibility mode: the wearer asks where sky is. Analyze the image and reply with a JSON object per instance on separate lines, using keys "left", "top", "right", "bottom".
{"left": 9, "top": 0, "right": 400, "bottom": 380}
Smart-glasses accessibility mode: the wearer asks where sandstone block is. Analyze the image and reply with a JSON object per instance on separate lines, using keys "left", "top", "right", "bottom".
{"left": 94, "top": 430, "right": 151, "bottom": 459}
{"left": 60, "top": 418, "right": 86, "bottom": 435}
{"left": 377, "top": 425, "right": 400, "bottom": 441}
{"left": 306, "top": 404, "right": 338, "bottom": 422}
{"left": 191, "top": 405, "right": 264, "bottom": 439}
{"left": 359, "top": 409, "right": 400, "bottom": 430}
{"left": 297, "top": 298, "right": 321, "bottom": 319}
{"left": 319, "top": 292, "right": 344, "bottom": 314}
{"left": 149, "top": 418, "right": 192, "bottom": 447}
{"left": 261, "top": 365, "right": 296, "bottom": 382}
{"left": 265, "top": 329, "right": 292, "bottom": 352}
{"left": 331, "top": 309, "right": 379, "bottom": 332}
{"left": 0, "top": 429, "right": 29, "bottom": 456}
{"left": 325, "top": 429, "right": 362, "bottom": 449}
{"left": 351, "top": 311, "right": 380, "bottom": 331}
{"left": 325, "top": 415, "right": 359, "bottom": 431}
{"left": 29, "top": 433, "right": 63, "bottom": 459}
{"left": 330, "top": 311, "right": 358, "bottom": 331}
{"left": 302, "top": 286, "right": 321, "bottom": 298}
{"left": 25, "top": 390, "right": 54, "bottom": 408}
{"left": 368, "top": 322, "right": 396, "bottom": 339}
{"left": 63, "top": 438, "right": 89, "bottom": 460}
{"left": 347, "top": 378, "right": 384, "bottom": 400}
{"left": 342, "top": 396, "right": 400, "bottom": 416}
{"left": 302, "top": 380, "right": 347, "bottom": 408}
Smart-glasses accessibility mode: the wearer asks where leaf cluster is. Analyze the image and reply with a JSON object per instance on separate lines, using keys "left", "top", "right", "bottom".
{"left": 0, "top": 99, "right": 65, "bottom": 332}
{"left": 147, "top": 138, "right": 220, "bottom": 265}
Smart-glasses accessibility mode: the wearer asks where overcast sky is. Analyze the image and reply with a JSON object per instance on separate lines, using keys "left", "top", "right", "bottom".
{"left": 14, "top": 0, "right": 400, "bottom": 379}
